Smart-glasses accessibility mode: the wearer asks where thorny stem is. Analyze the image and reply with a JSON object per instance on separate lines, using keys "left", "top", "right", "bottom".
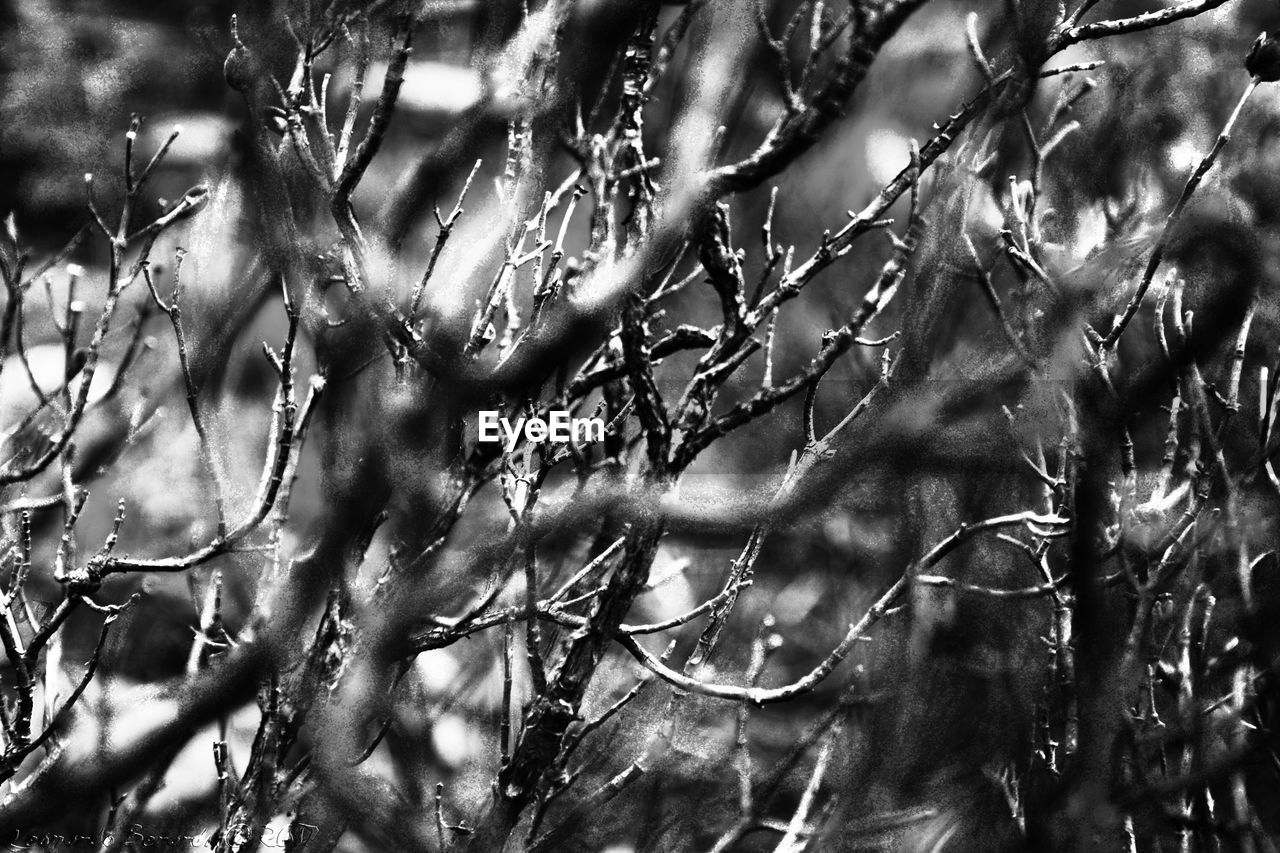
{"left": 1102, "top": 75, "right": 1259, "bottom": 352}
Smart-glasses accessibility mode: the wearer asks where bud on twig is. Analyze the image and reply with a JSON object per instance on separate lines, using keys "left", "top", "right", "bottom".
{"left": 223, "top": 15, "right": 264, "bottom": 94}
{"left": 1246, "top": 31, "right": 1280, "bottom": 82}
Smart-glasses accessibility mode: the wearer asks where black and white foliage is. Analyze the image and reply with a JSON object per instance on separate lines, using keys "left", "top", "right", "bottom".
{"left": 2, "top": 0, "right": 1280, "bottom": 850}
